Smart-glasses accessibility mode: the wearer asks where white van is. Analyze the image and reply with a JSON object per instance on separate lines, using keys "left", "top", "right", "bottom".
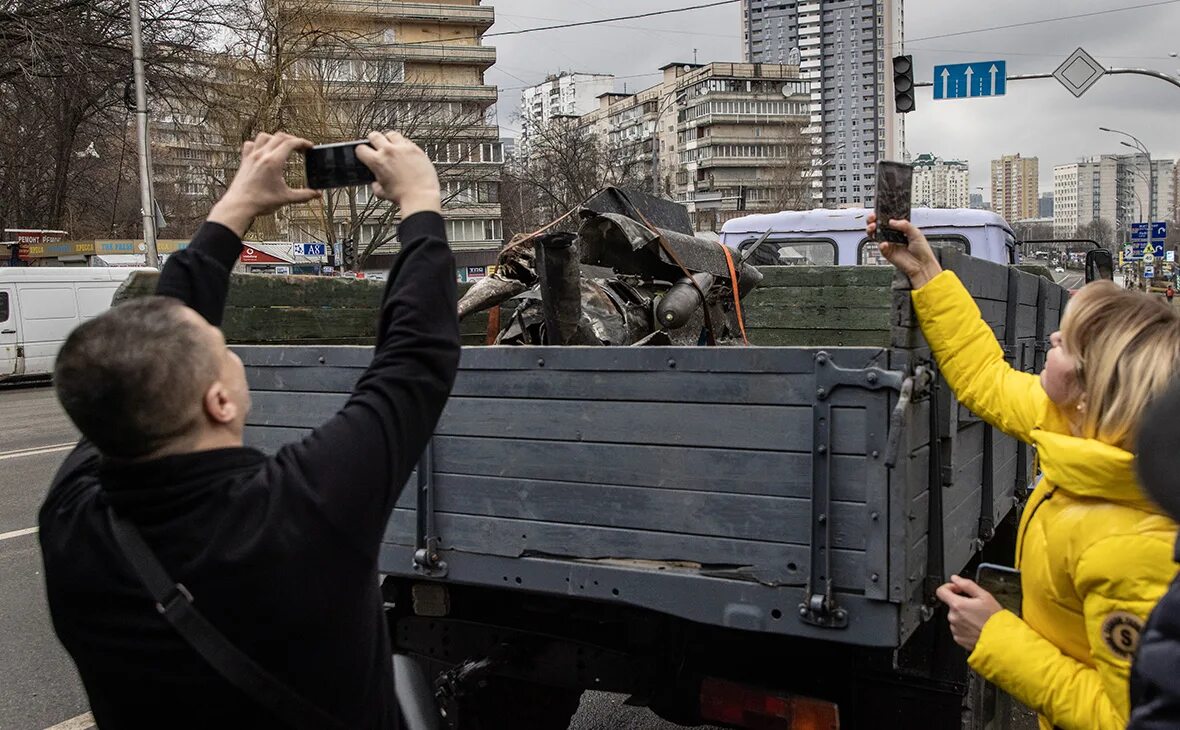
{"left": 719, "top": 207, "right": 1018, "bottom": 267}
{"left": 0, "top": 268, "right": 152, "bottom": 382}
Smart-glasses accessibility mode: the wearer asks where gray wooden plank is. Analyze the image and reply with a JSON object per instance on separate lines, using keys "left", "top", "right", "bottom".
{"left": 245, "top": 366, "right": 362, "bottom": 393}
{"left": 384, "top": 510, "right": 867, "bottom": 590}
{"left": 449, "top": 369, "right": 817, "bottom": 406}
{"left": 244, "top": 424, "right": 310, "bottom": 453}
{"left": 454, "top": 346, "right": 888, "bottom": 374}
{"left": 430, "top": 435, "right": 869, "bottom": 502}
{"left": 392, "top": 473, "right": 866, "bottom": 548}
{"left": 236, "top": 345, "right": 374, "bottom": 368}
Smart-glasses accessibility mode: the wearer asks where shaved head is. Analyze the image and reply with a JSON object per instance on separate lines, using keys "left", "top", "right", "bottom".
{"left": 54, "top": 296, "right": 221, "bottom": 459}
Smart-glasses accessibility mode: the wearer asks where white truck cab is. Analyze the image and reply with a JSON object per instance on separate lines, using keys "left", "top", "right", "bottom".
{"left": 719, "top": 207, "right": 1018, "bottom": 267}
{"left": 0, "top": 267, "right": 152, "bottom": 381}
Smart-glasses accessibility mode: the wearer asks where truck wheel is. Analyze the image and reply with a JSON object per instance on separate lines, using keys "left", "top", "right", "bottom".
{"left": 453, "top": 677, "right": 582, "bottom": 730}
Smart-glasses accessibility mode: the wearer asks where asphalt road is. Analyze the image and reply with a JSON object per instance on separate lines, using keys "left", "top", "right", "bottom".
{"left": 0, "top": 385, "right": 708, "bottom": 730}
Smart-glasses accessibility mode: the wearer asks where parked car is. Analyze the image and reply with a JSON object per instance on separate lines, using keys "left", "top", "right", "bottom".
{"left": 0, "top": 267, "right": 151, "bottom": 381}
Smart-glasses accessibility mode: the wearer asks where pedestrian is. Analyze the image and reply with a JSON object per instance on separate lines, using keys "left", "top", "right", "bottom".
{"left": 40, "top": 131, "right": 459, "bottom": 728}
{"left": 1128, "top": 378, "right": 1180, "bottom": 729}
{"left": 867, "top": 213, "right": 1180, "bottom": 730}
{"left": 1167, "top": 285, "right": 1174, "bottom": 304}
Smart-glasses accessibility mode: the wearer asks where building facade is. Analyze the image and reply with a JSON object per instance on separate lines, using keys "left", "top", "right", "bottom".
{"left": 741, "top": 0, "right": 904, "bottom": 208}
{"left": 1038, "top": 192, "right": 1054, "bottom": 218}
{"left": 990, "top": 154, "right": 1039, "bottom": 224}
{"left": 578, "top": 62, "right": 811, "bottom": 231}
{"left": 911, "top": 153, "right": 969, "bottom": 208}
{"left": 1054, "top": 154, "right": 1177, "bottom": 239}
{"left": 520, "top": 72, "right": 615, "bottom": 152}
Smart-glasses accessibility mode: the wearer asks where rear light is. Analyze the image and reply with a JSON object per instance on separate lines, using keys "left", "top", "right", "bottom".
{"left": 699, "top": 677, "right": 839, "bottom": 730}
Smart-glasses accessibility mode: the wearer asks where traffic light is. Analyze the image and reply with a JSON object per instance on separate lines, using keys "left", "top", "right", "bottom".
{"left": 893, "top": 55, "right": 915, "bottom": 113}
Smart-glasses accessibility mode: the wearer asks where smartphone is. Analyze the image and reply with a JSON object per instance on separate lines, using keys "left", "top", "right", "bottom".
{"left": 874, "top": 160, "right": 913, "bottom": 244}
{"left": 976, "top": 563, "right": 1022, "bottom": 616}
{"left": 304, "top": 140, "right": 377, "bottom": 190}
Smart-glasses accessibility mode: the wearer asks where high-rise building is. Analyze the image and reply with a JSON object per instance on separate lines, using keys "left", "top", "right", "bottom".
{"left": 911, "top": 153, "right": 969, "bottom": 208}
{"left": 1054, "top": 154, "right": 1176, "bottom": 239}
{"left": 969, "top": 192, "right": 985, "bottom": 210}
{"left": 578, "top": 62, "right": 810, "bottom": 230}
{"left": 741, "top": 0, "right": 904, "bottom": 208}
{"left": 520, "top": 72, "right": 615, "bottom": 152}
{"left": 990, "top": 154, "right": 1039, "bottom": 223}
{"left": 1039, "top": 192, "right": 1054, "bottom": 219}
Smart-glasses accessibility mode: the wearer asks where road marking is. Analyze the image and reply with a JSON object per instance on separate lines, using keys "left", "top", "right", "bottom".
{"left": 43, "top": 713, "right": 94, "bottom": 730}
{"left": 0, "top": 443, "right": 75, "bottom": 461}
{"left": 0, "top": 526, "right": 38, "bottom": 541}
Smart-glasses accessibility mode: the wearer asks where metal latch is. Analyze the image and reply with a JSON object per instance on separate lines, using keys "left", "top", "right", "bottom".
{"left": 413, "top": 440, "right": 448, "bottom": 577}
{"left": 801, "top": 352, "right": 911, "bottom": 630}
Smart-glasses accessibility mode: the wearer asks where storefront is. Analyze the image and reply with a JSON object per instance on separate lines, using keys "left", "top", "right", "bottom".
{"left": 238, "top": 242, "right": 328, "bottom": 275}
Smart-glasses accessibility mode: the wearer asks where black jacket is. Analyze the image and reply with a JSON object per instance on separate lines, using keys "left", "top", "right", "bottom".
{"left": 1129, "top": 543, "right": 1180, "bottom": 730}
{"left": 1129, "top": 380, "right": 1180, "bottom": 730}
{"left": 39, "top": 212, "right": 459, "bottom": 729}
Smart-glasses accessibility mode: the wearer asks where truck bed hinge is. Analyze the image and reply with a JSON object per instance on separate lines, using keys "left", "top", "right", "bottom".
{"left": 801, "top": 352, "right": 907, "bottom": 630}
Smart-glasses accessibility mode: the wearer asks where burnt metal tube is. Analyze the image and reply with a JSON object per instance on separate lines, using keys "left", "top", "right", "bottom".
{"left": 655, "top": 273, "right": 714, "bottom": 330}
{"left": 534, "top": 232, "right": 582, "bottom": 345}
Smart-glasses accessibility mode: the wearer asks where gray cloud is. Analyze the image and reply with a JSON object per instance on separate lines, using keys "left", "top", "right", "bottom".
{"left": 489, "top": 0, "right": 1180, "bottom": 198}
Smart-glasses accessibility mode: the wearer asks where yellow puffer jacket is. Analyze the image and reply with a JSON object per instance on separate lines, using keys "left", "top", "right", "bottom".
{"left": 912, "top": 271, "right": 1178, "bottom": 730}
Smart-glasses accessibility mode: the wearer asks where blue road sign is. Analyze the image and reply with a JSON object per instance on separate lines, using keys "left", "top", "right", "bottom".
{"left": 1145, "top": 265, "right": 1156, "bottom": 279}
{"left": 294, "top": 243, "right": 327, "bottom": 257}
{"left": 1132, "top": 222, "right": 1150, "bottom": 240}
{"left": 933, "top": 61, "right": 1007, "bottom": 100}
{"left": 1152, "top": 222, "right": 1168, "bottom": 240}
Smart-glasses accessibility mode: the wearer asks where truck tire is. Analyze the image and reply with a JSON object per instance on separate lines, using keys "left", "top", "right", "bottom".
{"left": 452, "top": 677, "right": 582, "bottom": 730}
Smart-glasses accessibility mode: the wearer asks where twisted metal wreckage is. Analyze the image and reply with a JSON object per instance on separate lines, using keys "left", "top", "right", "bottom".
{"left": 457, "top": 188, "right": 763, "bottom": 346}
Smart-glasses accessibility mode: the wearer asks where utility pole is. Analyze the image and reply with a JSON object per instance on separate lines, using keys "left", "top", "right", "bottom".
{"left": 130, "top": 0, "right": 160, "bottom": 268}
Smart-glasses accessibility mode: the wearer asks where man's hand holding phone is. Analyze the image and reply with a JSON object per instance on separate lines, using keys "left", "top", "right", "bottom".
{"left": 208, "top": 132, "right": 322, "bottom": 238}
{"left": 354, "top": 132, "right": 441, "bottom": 218}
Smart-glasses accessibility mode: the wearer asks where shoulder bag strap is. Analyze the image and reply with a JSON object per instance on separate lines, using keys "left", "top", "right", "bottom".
{"left": 106, "top": 509, "right": 347, "bottom": 730}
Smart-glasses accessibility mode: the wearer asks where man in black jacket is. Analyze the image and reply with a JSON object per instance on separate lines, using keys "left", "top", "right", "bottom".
{"left": 39, "top": 131, "right": 459, "bottom": 728}
{"left": 1130, "top": 379, "right": 1180, "bottom": 729}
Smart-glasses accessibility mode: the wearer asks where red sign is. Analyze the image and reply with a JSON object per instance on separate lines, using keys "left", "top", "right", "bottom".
{"left": 240, "top": 246, "right": 287, "bottom": 264}
{"left": 6, "top": 229, "right": 66, "bottom": 261}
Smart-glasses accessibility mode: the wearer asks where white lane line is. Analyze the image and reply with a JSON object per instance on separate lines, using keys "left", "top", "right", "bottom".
{"left": 0, "top": 526, "right": 38, "bottom": 541}
{"left": 44, "top": 712, "right": 95, "bottom": 730}
{"left": 0, "top": 443, "right": 75, "bottom": 461}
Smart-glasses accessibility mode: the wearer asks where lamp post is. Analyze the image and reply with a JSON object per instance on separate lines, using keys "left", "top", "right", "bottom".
{"left": 130, "top": 0, "right": 159, "bottom": 268}
{"left": 1099, "top": 126, "right": 1154, "bottom": 224}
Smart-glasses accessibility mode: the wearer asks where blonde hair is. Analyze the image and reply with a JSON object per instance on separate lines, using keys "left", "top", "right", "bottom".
{"left": 1061, "top": 281, "right": 1180, "bottom": 451}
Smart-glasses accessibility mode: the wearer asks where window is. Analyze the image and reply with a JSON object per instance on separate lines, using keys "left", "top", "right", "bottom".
{"left": 857, "top": 234, "right": 970, "bottom": 265}
{"left": 0, "top": 291, "right": 7, "bottom": 322}
{"left": 737, "top": 237, "right": 837, "bottom": 266}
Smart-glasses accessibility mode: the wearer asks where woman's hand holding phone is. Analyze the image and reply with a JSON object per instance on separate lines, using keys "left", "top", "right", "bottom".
{"left": 866, "top": 213, "right": 943, "bottom": 289}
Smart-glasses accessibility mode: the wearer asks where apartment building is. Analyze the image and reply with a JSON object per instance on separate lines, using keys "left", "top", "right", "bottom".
{"left": 990, "top": 154, "right": 1039, "bottom": 223}
{"left": 520, "top": 72, "right": 615, "bottom": 153}
{"left": 911, "top": 153, "right": 969, "bottom": 208}
{"left": 1054, "top": 154, "right": 1177, "bottom": 239}
{"left": 578, "top": 62, "right": 811, "bottom": 231}
{"left": 1038, "top": 192, "right": 1054, "bottom": 218}
{"left": 741, "top": 0, "right": 904, "bottom": 208}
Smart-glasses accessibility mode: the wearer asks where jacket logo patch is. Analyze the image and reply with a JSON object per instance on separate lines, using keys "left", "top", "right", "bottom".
{"left": 1101, "top": 611, "right": 1145, "bottom": 660}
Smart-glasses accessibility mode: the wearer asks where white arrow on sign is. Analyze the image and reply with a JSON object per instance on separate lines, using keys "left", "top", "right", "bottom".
{"left": 941, "top": 67, "right": 949, "bottom": 98}
{"left": 989, "top": 64, "right": 999, "bottom": 95}
{"left": 964, "top": 66, "right": 974, "bottom": 97}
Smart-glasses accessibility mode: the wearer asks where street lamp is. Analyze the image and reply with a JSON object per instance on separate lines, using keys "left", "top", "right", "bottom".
{"left": 1099, "top": 126, "right": 1154, "bottom": 224}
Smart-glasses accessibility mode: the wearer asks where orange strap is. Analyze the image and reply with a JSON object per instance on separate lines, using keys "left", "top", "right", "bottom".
{"left": 718, "top": 243, "right": 749, "bottom": 345}
{"left": 485, "top": 305, "right": 500, "bottom": 345}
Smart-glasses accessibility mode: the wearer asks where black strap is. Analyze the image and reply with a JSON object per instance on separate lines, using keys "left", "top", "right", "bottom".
{"left": 106, "top": 509, "right": 347, "bottom": 730}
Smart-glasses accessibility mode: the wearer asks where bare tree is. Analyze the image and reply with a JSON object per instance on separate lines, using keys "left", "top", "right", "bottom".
{"left": 1074, "top": 218, "right": 1117, "bottom": 248}
{"left": 763, "top": 125, "right": 814, "bottom": 213}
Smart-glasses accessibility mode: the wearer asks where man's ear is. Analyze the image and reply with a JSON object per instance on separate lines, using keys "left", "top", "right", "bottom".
{"left": 203, "top": 380, "right": 239, "bottom": 425}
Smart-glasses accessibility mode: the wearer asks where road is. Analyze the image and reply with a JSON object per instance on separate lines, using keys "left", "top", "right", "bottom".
{"left": 0, "top": 384, "right": 709, "bottom": 730}
{"left": 1055, "top": 270, "right": 1085, "bottom": 290}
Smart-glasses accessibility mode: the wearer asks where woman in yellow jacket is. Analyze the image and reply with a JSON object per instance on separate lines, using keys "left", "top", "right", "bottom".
{"left": 868, "top": 214, "right": 1180, "bottom": 730}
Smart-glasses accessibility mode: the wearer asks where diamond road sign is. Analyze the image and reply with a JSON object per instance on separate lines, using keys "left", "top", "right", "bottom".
{"left": 934, "top": 60, "right": 1006, "bottom": 100}
{"left": 1054, "top": 48, "right": 1104, "bottom": 98}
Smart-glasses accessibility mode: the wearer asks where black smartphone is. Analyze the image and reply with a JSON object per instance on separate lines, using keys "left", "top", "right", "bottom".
{"left": 874, "top": 160, "right": 913, "bottom": 244}
{"left": 304, "top": 140, "right": 377, "bottom": 190}
{"left": 976, "top": 563, "right": 1022, "bottom": 616}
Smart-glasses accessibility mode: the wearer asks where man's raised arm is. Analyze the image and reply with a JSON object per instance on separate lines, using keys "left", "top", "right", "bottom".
{"left": 155, "top": 133, "right": 320, "bottom": 325}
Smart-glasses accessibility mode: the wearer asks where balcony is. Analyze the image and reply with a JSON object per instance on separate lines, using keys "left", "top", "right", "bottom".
{"left": 325, "top": 1, "right": 495, "bottom": 28}
{"left": 401, "top": 83, "right": 498, "bottom": 103}
{"left": 383, "top": 43, "right": 496, "bottom": 68}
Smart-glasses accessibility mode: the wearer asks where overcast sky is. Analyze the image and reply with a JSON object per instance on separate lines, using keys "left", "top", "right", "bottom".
{"left": 487, "top": 0, "right": 1180, "bottom": 199}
